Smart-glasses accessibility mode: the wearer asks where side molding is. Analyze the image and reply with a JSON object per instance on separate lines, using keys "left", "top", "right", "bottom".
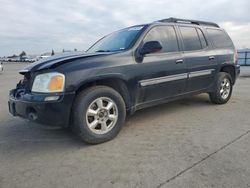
{"left": 139, "top": 73, "right": 188, "bottom": 87}
{"left": 189, "top": 69, "right": 214, "bottom": 78}
{"left": 139, "top": 69, "right": 215, "bottom": 87}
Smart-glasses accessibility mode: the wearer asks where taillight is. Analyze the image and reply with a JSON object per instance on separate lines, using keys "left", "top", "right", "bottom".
{"left": 234, "top": 49, "right": 238, "bottom": 64}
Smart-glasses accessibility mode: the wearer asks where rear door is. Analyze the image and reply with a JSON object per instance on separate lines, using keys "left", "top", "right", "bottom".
{"left": 178, "top": 26, "right": 217, "bottom": 92}
{"left": 206, "top": 28, "right": 236, "bottom": 67}
{"left": 138, "top": 25, "right": 188, "bottom": 103}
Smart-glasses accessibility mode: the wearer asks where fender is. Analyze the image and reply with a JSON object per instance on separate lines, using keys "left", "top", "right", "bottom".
{"left": 75, "top": 73, "right": 130, "bottom": 91}
{"left": 74, "top": 73, "right": 136, "bottom": 112}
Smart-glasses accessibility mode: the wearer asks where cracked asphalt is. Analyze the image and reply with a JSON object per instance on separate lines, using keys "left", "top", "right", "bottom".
{"left": 0, "top": 63, "right": 250, "bottom": 188}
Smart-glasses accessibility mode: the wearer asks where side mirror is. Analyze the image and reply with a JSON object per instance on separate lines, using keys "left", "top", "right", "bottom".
{"left": 140, "top": 41, "right": 162, "bottom": 55}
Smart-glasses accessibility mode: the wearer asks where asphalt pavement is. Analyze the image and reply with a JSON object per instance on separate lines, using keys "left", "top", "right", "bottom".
{"left": 0, "top": 63, "right": 250, "bottom": 188}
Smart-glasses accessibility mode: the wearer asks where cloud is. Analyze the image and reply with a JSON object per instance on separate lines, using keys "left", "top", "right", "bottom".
{"left": 0, "top": 0, "right": 249, "bottom": 56}
{"left": 221, "top": 22, "right": 250, "bottom": 48}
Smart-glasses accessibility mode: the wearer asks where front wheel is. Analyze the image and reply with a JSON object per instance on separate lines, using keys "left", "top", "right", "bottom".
{"left": 72, "top": 86, "right": 126, "bottom": 144}
{"left": 209, "top": 72, "right": 233, "bottom": 104}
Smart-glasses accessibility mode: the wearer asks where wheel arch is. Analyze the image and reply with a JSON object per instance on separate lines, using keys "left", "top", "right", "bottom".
{"left": 219, "top": 64, "right": 236, "bottom": 84}
{"left": 74, "top": 75, "right": 132, "bottom": 111}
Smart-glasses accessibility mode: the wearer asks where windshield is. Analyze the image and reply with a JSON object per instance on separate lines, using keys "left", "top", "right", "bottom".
{"left": 87, "top": 26, "right": 145, "bottom": 53}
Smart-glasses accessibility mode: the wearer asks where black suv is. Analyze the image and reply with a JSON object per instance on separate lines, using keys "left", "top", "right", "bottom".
{"left": 9, "top": 18, "right": 240, "bottom": 144}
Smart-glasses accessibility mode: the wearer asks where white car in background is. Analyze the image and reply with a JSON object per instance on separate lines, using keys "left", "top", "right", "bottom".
{"left": 0, "top": 62, "right": 3, "bottom": 73}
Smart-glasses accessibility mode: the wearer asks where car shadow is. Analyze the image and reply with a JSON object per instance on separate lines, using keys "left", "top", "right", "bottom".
{"left": 0, "top": 119, "right": 88, "bottom": 151}
{"left": 125, "top": 94, "right": 211, "bottom": 125}
{"left": 0, "top": 94, "right": 211, "bottom": 152}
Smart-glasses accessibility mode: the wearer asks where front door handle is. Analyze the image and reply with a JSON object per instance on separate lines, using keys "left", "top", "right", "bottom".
{"left": 209, "top": 56, "right": 215, "bottom": 60}
{"left": 176, "top": 59, "right": 184, "bottom": 64}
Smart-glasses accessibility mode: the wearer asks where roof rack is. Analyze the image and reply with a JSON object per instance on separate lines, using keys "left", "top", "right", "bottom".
{"left": 157, "top": 17, "right": 219, "bottom": 28}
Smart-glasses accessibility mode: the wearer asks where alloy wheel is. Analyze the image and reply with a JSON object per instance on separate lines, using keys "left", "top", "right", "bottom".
{"left": 86, "top": 97, "right": 118, "bottom": 134}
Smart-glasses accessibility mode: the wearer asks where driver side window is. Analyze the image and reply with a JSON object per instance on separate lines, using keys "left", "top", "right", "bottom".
{"left": 143, "top": 26, "right": 179, "bottom": 53}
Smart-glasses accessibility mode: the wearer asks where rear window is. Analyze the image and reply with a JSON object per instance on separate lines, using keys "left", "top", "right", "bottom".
{"left": 206, "top": 29, "right": 234, "bottom": 48}
{"left": 179, "top": 27, "right": 206, "bottom": 51}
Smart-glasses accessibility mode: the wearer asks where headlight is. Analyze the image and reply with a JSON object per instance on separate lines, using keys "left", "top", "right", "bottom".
{"left": 32, "top": 72, "right": 65, "bottom": 93}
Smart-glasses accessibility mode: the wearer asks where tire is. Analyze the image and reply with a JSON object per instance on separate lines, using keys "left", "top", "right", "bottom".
{"left": 209, "top": 72, "right": 233, "bottom": 104}
{"left": 71, "top": 86, "right": 126, "bottom": 144}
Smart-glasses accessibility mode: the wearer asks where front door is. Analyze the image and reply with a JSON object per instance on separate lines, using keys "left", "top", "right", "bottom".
{"left": 137, "top": 25, "right": 188, "bottom": 104}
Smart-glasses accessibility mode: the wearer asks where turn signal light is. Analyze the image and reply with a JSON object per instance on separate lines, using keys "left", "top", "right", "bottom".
{"left": 48, "top": 75, "right": 64, "bottom": 91}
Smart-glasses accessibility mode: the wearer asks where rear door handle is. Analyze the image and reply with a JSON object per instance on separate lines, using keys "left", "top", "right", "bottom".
{"left": 209, "top": 56, "right": 215, "bottom": 60}
{"left": 176, "top": 59, "right": 184, "bottom": 64}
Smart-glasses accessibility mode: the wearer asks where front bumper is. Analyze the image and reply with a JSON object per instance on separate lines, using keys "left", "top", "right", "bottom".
{"left": 232, "top": 64, "right": 240, "bottom": 85}
{"left": 8, "top": 89, "right": 75, "bottom": 127}
{"left": 236, "top": 64, "right": 240, "bottom": 79}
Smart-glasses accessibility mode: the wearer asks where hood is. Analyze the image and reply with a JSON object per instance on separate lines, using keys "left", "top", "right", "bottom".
{"left": 19, "top": 51, "right": 112, "bottom": 74}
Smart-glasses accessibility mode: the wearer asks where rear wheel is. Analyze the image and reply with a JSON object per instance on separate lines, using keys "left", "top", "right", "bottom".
{"left": 72, "top": 86, "right": 126, "bottom": 144}
{"left": 209, "top": 72, "right": 232, "bottom": 104}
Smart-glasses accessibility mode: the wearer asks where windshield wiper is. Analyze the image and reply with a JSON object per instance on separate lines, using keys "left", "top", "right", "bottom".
{"left": 95, "top": 50, "right": 111, "bottom": 52}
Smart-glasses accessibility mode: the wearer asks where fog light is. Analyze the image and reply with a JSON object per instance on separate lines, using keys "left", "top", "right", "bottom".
{"left": 44, "top": 96, "right": 60, "bottom": 101}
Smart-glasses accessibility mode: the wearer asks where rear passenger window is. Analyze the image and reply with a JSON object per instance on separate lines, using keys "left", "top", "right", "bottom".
{"left": 206, "top": 29, "right": 233, "bottom": 48}
{"left": 143, "top": 26, "right": 179, "bottom": 53}
{"left": 197, "top": 29, "right": 207, "bottom": 48}
{"left": 179, "top": 27, "right": 204, "bottom": 51}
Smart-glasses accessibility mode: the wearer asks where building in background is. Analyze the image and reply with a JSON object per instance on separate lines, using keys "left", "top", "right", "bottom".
{"left": 238, "top": 49, "right": 250, "bottom": 66}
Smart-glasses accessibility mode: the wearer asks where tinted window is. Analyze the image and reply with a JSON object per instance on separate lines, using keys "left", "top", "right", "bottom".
{"left": 143, "top": 26, "right": 179, "bottom": 53}
{"left": 206, "top": 29, "right": 233, "bottom": 48}
{"left": 179, "top": 27, "right": 203, "bottom": 51}
{"left": 197, "top": 28, "right": 207, "bottom": 48}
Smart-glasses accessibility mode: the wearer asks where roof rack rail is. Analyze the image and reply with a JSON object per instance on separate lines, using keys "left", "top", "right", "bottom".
{"left": 158, "top": 17, "right": 219, "bottom": 28}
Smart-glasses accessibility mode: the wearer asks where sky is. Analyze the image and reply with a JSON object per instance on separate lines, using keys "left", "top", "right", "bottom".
{"left": 0, "top": 0, "right": 249, "bottom": 56}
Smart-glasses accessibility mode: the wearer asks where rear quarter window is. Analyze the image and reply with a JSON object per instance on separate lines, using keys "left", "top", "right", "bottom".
{"left": 197, "top": 28, "right": 207, "bottom": 49}
{"left": 206, "top": 29, "right": 234, "bottom": 48}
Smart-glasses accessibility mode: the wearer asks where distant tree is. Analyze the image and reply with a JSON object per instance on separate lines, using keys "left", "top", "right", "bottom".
{"left": 74, "top": 48, "right": 77, "bottom": 52}
{"left": 9, "top": 54, "right": 17, "bottom": 58}
{"left": 51, "top": 49, "right": 55, "bottom": 56}
{"left": 62, "top": 49, "right": 65, "bottom": 53}
{"left": 19, "top": 51, "right": 26, "bottom": 57}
